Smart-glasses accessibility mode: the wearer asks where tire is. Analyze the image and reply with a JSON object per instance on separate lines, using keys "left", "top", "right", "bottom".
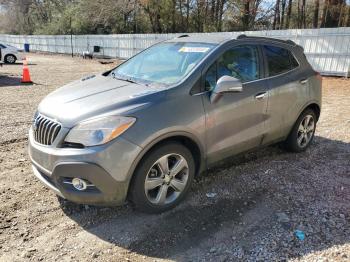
{"left": 284, "top": 109, "right": 317, "bottom": 152}
{"left": 5, "top": 54, "right": 16, "bottom": 64}
{"left": 129, "top": 142, "right": 195, "bottom": 213}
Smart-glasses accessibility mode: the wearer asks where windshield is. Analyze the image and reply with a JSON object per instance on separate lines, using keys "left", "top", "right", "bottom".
{"left": 111, "top": 42, "right": 216, "bottom": 85}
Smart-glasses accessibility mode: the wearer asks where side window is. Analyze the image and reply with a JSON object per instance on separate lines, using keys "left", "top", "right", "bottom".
{"left": 290, "top": 52, "right": 299, "bottom": 69}
{"left": 204, "top": 45, "right": 260, "bottom": 91}
{"left": 264, "top": 45, "right": 299, "bottom": 76}
{"left": 205, "top": 62, "right": 217, "bottom": 91}
{"left": 0, "top": 44, "right": 5, "bottom": 49}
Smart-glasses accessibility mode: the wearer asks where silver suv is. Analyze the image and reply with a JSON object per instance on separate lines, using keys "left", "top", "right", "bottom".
{"left": 29, "top": 35, "right": 322, "bottom": 213}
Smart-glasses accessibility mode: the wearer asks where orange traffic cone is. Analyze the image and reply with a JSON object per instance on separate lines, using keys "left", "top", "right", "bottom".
{"left": 21, "top": 57, "right": 33, "bottom": 84}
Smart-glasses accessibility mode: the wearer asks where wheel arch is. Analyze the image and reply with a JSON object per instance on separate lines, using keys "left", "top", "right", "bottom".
{"left": 286, "top": 101, "right": 320, "bottom": 139}
{"left": 300, "top": 102, "right": 321, "bottom": 121}
{"left": 126, "top": 132, "right": 205, "bottom": 196}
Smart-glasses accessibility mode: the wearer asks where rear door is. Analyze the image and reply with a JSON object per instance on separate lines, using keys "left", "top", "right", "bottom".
{"left": 261, "top": 44, "right": 308, "bottom": 145}
{"left": 202, "top": 44, "right": 270, "bottom": 165}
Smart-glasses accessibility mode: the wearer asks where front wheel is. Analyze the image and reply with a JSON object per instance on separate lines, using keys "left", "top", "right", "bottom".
{"left": 129, "top": 143, "right": 195, "bottom": 213}
{"left": 284, "top": 109, "right": 317, "bottom": 152}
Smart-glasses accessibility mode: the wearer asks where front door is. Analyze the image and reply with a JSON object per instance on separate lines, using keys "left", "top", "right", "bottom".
{"left": 202, "top": 44, "right": 270, "bottom": 165}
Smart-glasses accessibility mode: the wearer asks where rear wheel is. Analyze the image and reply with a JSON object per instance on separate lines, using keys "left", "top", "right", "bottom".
{"left": 5, "top": 54, "right": 16, "bottom": 64}
{"left": 284, "top": 109, "right": 317, "bottom": 152}
{"left": 130, "top": 142, "right": 195, "bottom": 213}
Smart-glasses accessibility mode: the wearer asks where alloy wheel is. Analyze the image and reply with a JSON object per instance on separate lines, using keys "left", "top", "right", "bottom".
{"left": 297, "top": 114, "right": 315, "bottom": 148}
{"left": 6, "top": 55, "right": 15, "bottom": 63}
{"left": 144, "top": 153, "right": 189, "bottom": 205}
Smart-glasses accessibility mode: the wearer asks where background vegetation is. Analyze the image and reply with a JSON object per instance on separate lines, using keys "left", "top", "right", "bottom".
{"left": 0, "top": 0, "right": 350, "bottom": 35}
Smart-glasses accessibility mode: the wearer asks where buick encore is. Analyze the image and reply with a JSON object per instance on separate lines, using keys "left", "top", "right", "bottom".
{"left": 29, "top": 35, "right": 322, "bottom": 213}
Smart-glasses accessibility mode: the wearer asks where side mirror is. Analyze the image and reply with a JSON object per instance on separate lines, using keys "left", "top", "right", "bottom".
{"left": 210, "top": 75, "right": 243, "bottom": 103}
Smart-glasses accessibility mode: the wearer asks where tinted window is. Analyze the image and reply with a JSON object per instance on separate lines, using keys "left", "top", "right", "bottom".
{"left": 0, "top": 44, "right": 5, "bottom": 49}
{"left": 290, "top": 53, "right": 299, "bottom": 68}
{"left": 205, "top": 45, "right": 260, "bottom": 91}
{"left": 264, "top": 45, "right": 299, "bottom": 76}
{"left": 205, "top": 63, "right": 217, "bottom": 91}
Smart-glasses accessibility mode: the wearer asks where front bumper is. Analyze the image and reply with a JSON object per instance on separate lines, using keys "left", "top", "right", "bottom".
{"left": 15, "top": 52, "right": 24, "bottom": 61}
{"left": 28, "top": 127, "right": 142, "bottom": 206}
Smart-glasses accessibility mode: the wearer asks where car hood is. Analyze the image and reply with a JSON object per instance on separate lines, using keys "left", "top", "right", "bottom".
{"left": 5, "top": 45, "right": 19, "bottom": 52}
{"left": 38, "top": 74, "right": 166, "bottom": 127}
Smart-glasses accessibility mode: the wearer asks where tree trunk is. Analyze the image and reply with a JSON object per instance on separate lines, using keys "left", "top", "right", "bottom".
{"left": 285, "top": 0, "right": 293, "bottom": 29}
{"left": 179, "top": 0, "right": 184, "bottom": 32}
{"left": 297, "top": 0, "right": 301, "bottom": 28}
{"left": 281, "top": 0, "right": 286, "bottom": 29}
{"left": 211, "top": 0, "right": 216, "bottom": 26}
{"left": 273, "top": 0, "right": 281, "bottom": 30}
{"left": 217, "top": 0, "right": 225, "bottom": 31}
{"left": 301, "top": 0, "right": 306, "bottom": 28}
{"left": 320, "top": 0, "right": 328, "bottom": 27}
{"left": 133, "top": 0, "right": 138, "bottom": 33}
{"left": 313, "top": 0, "right": 320, "bottom": 28}
{"left": 186, "top": 0, "right": 190, "bottom": 31}
{"left": 338, "top": 0, "right": 346, "bottom": 27}
{"left": 242, "top": 0, "right": 250, "bottom": 30}
{"left": 172, "top": 0, "right": 176, "bottom": 33}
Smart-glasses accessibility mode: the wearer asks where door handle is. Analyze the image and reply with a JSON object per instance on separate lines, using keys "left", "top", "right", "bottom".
{"left": 300, "top": 79, "right": 308, "bottom": 84}
{"left": 255, "top": 92, "right": 267, "bottom": 100}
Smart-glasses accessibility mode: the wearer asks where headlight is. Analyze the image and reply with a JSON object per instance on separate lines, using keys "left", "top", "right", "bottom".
{"left": 64, "top": 116, "right": 136, "bottom": 147}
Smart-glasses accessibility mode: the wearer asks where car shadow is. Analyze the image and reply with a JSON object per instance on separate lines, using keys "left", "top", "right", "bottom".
{"left": 60, "top": 135, "right": 350, "bottom": 260}
{"left": 0, "top": 74, "right": 22, "bottom": 87}
{"left": 1, "top": 62, "right": 37, "bottom": 66}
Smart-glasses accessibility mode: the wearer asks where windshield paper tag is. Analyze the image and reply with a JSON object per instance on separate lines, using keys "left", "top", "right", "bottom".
{"left": 179, "top": 47, "right": 210, "bottom": 53}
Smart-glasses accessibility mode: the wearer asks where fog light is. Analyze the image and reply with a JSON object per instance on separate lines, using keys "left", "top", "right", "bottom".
{"left": 72, "top": 178, "right": 87, "bottom": 191}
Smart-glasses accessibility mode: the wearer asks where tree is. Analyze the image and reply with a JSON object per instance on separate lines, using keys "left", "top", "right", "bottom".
{"left": 313, "top": 0, "right": 320, "bottom": 28}
{"left": 321, "top": 0, "right": 346, "bottom": 28}
{"left": 285, "top": 0, "right": 293, "bottom": 28}
{"left": 273, "top": 0, "right": 281, "bottom": 29}
{"left": 0, "top": 0, "right": 349, "bottom": 34}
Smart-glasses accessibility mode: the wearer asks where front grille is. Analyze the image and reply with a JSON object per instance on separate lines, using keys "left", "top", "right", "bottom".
{"left": 33, "top": 115, "right": 61, "bottom": 145}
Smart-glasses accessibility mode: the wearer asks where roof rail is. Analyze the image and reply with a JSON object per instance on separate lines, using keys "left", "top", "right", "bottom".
{"left": 178, "top": 34, "right": 189, "bottom": 38}
{"left": 236, "top": 34, "right": 296, "bottom": 46}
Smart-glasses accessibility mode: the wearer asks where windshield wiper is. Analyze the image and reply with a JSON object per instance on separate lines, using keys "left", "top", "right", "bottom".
{"left": 111, "top": 73, "right": 138, "bottom": 84}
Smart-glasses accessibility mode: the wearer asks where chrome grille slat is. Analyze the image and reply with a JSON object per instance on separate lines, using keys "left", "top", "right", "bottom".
{"left": 45, "top": 122, "right": 54, "bottom": 145}
{"left": 35, "top": 116, "right": 43, "bottom": 142}
{"left": 33, "top": 115, "right": 61, "bottom": 145}
{"left": 38, "top": 117, "right": 45, "bottom": 143}
{"left": 40, "top": 119, "right": 49, "bottom": 144}
{"left": 42, "top": 119, "right": 49, "bottom": 144}
{"left": 50, "top": 124, "right": 60, "bottom": 144}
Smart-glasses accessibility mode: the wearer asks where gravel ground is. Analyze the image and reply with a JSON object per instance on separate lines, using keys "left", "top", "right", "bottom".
{"left": 0, "top": 53, "right": 349, "bottom": 261}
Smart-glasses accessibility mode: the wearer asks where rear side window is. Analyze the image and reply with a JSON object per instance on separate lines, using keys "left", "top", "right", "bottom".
{"left": 263, "top": 45, "right": 299, "bottom": 77}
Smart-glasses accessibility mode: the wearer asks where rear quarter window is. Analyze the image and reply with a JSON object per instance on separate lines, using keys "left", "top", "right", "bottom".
{"left": 263, "top": 45, "right": 299, "bottom": 77}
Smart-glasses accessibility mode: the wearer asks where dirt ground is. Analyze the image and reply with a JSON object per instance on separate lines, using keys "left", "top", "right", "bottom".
{"left": 0, "top": 53, "right": 349, "bottom": 262}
